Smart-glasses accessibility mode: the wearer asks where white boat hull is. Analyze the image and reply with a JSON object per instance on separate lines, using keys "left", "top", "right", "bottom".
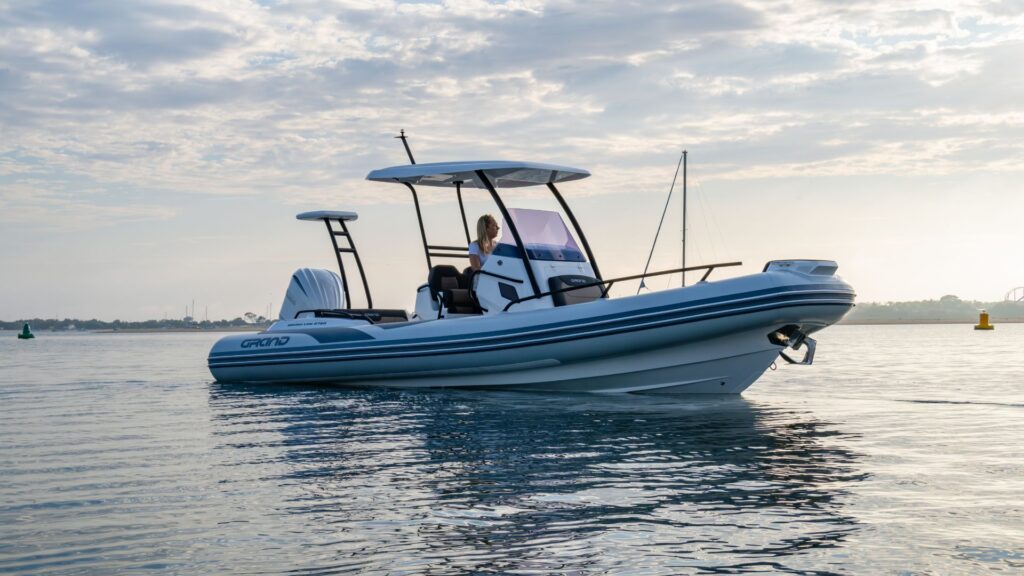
{"left": 209, "top": 266, "right": 854, "bottom": 394}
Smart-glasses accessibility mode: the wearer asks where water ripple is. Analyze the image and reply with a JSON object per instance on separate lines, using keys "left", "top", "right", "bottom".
{"left": 2, "top": 328, "right": 1023, "bottom": 574}
{"left": 191, "top": 385, "right": 863, "bottom": 574}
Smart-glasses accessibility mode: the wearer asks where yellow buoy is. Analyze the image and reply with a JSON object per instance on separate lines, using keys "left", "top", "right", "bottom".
{"left": 974, "top": 310, "right": 994, "bottom": 330}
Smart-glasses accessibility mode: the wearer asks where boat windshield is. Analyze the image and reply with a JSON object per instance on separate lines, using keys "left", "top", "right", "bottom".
{"left": 494, "top": 208, "right": 586, "bottom": 262}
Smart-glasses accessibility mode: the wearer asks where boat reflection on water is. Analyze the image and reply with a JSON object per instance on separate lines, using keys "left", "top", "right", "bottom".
{"left": 207, "top": 385, "right": 865, "bottom": 573}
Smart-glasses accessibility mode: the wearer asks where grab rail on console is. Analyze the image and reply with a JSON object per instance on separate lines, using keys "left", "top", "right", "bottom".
{"left": 501, "top": 262, "right": 743, "bottom": 312}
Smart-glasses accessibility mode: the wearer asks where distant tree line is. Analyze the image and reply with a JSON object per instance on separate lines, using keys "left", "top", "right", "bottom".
{"left": 6, "top": 296, "right": 1024, "bottom": 329}
{"left": 842, "top": 295, "right": 1024, "bottom": 324}
{"left": 0, "top": 316, "right": 271, "bottom": 331}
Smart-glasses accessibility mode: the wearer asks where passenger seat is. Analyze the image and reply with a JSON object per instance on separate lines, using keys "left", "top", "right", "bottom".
{"left": 428, "top": 265, "right": 480, "bottom": 315}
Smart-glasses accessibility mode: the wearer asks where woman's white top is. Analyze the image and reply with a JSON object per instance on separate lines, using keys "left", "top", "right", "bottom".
{"left": 468, "top": 241, "right": 491, "bottom": 265}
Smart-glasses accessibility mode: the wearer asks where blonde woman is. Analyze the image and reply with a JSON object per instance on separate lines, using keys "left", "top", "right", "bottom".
{"left": 468, "top": 214, "right": 499, "bottom": 270}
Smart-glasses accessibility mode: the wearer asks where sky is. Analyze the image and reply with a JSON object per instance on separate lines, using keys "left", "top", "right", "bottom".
{"left": 2, "top": 0, "right": 1023, "bottom": 321}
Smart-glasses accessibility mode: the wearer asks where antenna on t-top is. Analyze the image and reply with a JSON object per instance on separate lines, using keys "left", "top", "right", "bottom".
{"left": 396, "top": 129, "right": 416, "bottom": 164}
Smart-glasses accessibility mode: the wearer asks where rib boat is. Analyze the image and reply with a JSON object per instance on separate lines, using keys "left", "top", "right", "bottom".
{"left": 208, "top": 146, "right": 855, "bottom": 393}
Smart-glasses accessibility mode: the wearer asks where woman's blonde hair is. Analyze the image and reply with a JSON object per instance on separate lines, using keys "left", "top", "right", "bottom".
{"left": 476, "top": 214, "right": 498, "bottom": 254}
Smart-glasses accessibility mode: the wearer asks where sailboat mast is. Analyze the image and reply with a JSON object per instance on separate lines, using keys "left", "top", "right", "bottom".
{"left": 681, "top": 150, "right": 688, "bottom": 287}
{"left": 636, "top": 150, "right": 685, "bottom": 295}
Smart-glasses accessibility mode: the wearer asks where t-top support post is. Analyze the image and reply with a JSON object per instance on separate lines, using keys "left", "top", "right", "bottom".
{"left": 455, "top": 181, "right": 471, "bottom": 246}
{"left": 546, "top": 182, "right": 602, "bottom": 282}
{"left": 403, "top": 182, "right": 433, "bottom": 270}
{"left": 474, "top": 170, "right": 541, "bottom": 298}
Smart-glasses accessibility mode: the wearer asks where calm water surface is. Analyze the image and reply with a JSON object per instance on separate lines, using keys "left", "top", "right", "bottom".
{"left": 1, "top": 325, "right": 1022, "bottom": 574}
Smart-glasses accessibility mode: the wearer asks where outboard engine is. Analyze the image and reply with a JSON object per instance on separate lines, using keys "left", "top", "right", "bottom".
{"left": 279, "top": 268, "right": 345, "bottom": 320}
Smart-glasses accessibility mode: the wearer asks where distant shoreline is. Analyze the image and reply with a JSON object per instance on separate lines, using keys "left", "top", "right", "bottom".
{"left": 21, "top": 320, "right": 1022, "bottom": 334}
{"left": 6, "top": 295, "right": 1023, "bottom": 332}
{"left": 7, "top": 318, "right": 1024, "bottom": 334}
{"left": 96, "top": 326, "right": 266, "bottom": 333}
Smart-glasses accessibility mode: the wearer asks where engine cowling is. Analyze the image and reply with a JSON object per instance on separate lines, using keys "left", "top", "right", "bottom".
{"left": 279, "top": 268, "right": 345, "bottom": 320}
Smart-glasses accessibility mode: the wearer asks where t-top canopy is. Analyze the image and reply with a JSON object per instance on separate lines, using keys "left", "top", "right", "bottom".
{"left": 296, "top": 210, "right": 358, "bottom": 222}
{"left": 366, "top": 161, "right": 590, "bottom": 188}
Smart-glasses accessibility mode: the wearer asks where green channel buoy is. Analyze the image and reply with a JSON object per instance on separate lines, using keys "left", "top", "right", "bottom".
{"left": 17, "top": 323, "right": 35, "bottom": 339}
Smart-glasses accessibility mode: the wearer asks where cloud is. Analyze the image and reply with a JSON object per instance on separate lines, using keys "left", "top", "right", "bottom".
{"left": 1, "top": 0, "right": 1023, "bottom": 219}
{"left": 0, "top": 181, "right": 176, "bottom": 230}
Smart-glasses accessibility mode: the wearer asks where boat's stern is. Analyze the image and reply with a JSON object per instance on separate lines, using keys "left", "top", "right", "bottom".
{"left": 207, "top": 317, "right": 373, "bottom": 383}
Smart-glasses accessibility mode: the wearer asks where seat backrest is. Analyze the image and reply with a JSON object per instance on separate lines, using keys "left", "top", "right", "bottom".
{"left": 548, "top": 275, "right": 603, "bottom": 307}
{"left": 428, "top": 265, "right": 484, "bottom": 314}
{"left": 428, "top": 265, "right": 464, "bottom": 299}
